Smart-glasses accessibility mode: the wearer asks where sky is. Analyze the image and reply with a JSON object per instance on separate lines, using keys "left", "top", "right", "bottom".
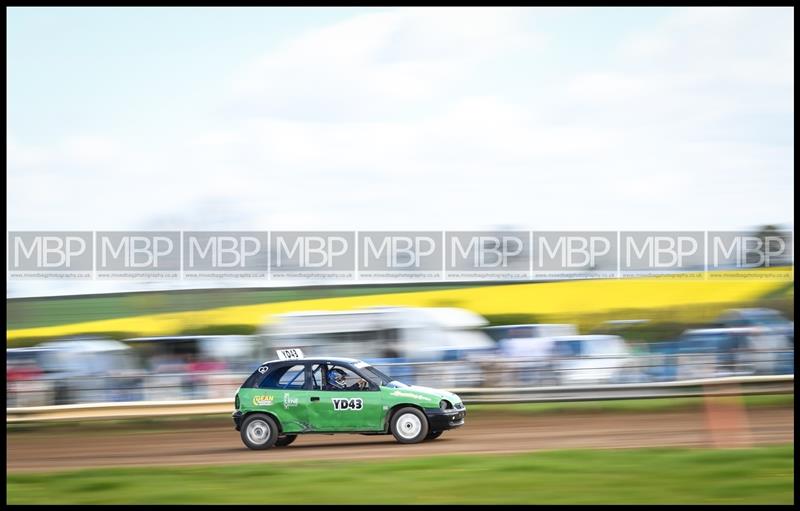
{"left": 6, "top": 7, "right": 795, "bottom": 296}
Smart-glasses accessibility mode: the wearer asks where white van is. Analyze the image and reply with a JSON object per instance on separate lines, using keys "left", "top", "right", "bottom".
{"left": 485, "top": 324, "right": 579, "bottom": 359}
{"left": 261, "top": 306, "right": 496, "bottom": 387}
{"left": 263, "top": 306, "right": 495, "bottom": 361}
{"left": 483, "top": 324, "right": 580, "bottom": 386}
{"left": 546, "top": 335, "right": 635, "bottom": 385}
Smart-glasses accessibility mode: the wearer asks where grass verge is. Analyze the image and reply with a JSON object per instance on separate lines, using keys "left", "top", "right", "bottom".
{"left": 6, "top": 445, "right": 794, "bottom": 504}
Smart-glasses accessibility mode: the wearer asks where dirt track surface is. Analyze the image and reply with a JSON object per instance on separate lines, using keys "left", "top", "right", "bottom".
{"left": 7, "top": 407, "right": 794, "bottom": 473}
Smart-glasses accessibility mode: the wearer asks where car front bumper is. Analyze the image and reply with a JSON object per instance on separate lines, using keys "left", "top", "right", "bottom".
{"left": 232, "top": 410, "right": 243, "bottom": 431}
{"left": 424, "top": 407, "right": 466, "bottom": 431}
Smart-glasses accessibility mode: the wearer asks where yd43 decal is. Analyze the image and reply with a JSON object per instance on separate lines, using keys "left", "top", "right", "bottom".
{"left": 332, "top": 398, "right": 363, "bottom": 411}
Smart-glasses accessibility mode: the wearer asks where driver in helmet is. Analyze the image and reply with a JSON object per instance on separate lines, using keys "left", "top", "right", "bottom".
{"left": 325, "top": 367, "right": 369, "bottom": 391}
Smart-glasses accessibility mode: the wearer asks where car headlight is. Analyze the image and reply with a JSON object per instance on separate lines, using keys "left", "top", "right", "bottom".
{"left": 439, "top": 400, "right": 452, "bottom": 411}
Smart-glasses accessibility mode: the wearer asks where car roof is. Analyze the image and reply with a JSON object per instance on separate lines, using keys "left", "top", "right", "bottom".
{"left": 124, "top": 335, "right": 247, "bottom": 341}
{"left": 724, "top": 308, "right": 781, "bottom": 316}
{"left": 259, "top": 356, "right": 365, "bottom": 366}
{"left": 683, "top": 327, "right": 753, "bottom": 335}
{"left": 550, "top": 335, "right": 623, "bottom": 342}
{"left": 485, "top": 323, "right": 573, "bottom": 329}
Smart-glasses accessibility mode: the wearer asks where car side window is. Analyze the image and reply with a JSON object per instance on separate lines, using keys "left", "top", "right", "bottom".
{"left": 310, "top": 364, "right": 323, "bottom": 390}
{"left": 554, "top": 341, "right": 580, "bottom": 358}
{"left": 279, "top": 365, "right": 306, "bottom": 389}
{"left": 259, "top": 364, "right": 306, "bottom": 389}
{"left": 324, "top": 365, "right": 370, "bottom": 391}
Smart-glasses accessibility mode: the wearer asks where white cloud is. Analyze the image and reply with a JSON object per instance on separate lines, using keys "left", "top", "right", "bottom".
{"left": 7, "top": 8, "right": 793, "bottom": 241}
{"left": 8, "top": 7, "right": 794, "bottom": 298}
{"left": 227, "top": 8, "right": 542, "bottom": 121}
{"left": 622, "top": 7, "right": 793, "bottom": 88}
{"left": 61, "top": 135, "right": 121, "bottom": 163}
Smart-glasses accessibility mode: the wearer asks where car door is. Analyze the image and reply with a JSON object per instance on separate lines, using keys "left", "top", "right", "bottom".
{"left": 307, "top": 363, "right": 384, "bottom": 432}
{"left": 253, "top": 362, "right": 312, "bottom": 433}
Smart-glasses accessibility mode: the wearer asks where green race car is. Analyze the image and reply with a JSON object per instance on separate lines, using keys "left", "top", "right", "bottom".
{"left": 232, "top": 350, "right": 466, "bottom": 449}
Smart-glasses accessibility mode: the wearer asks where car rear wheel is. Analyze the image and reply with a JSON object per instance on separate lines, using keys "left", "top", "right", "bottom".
{"left": 275, "top": 434, "right": 297, "bottom": 447}
{"left": 241, "top": 414, "right": 279, "bottom": 450}
{"left": 390, "top": 407, "right": 429, "bottom": 444}
{"left": 426, "top": 430, "right": 443, "bottom": 440}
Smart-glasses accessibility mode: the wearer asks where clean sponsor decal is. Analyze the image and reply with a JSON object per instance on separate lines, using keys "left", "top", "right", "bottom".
{"left": 332, "top": 398, "right": 364, "bottom": 411}
{"left": 390, "top": 390, "right": 432, "bottom": 401}
{"left": 252, "top": 395, "right": 274, "bottom": 406}
{"left": 257, "top": 365, "right": 269, "bottom": 374}
{"left": 283, "top": 393, "right": 299, "bottom": 409}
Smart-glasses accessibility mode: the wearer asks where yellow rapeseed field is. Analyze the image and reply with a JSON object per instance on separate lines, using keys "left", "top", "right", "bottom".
{"left": 6, "top": 268, "right": 792, "bottom": 342}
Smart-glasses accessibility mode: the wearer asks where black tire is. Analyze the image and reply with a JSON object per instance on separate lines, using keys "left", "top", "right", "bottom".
{"left": 390, "top": 407, "right": 429, "bottom": 444}
{"left": 426, "top": 430, "right": 443, "bottom": 440}
{"left": 240, "top": 413, "right": 279, "bottom": 450}
{"left": 275, "top": 434, "right": 297, "bottom": 447}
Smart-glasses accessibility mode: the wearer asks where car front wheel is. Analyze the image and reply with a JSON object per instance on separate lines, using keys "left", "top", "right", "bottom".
{"left": 390, "top": 407, "right": 429, "bottom": 444}
{"left": 241, "top": 414, "right": 279, "bottom": 450}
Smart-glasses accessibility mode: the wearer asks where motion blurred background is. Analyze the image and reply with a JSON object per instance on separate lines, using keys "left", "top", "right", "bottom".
{"left": 6, "top": 6, "right": 794, "bottom": 505}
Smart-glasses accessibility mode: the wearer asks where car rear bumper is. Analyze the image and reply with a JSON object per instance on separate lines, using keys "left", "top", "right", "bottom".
{"left": 232, "top": 410, "right": 243, "bottom": 431}
{"left": 424, "top": 407, "right": 466, "bottom": 431}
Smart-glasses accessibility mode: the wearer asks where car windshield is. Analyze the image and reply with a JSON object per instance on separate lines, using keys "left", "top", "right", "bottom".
{"left": 554, "top": 340, "right": 584, "bottom": 357}
{"left": 584, "top": 338, "right": 626, "bottom": 356}
{"left": 751, "top": 312, "right": 788, "bottom": 326}
{"left": 359, "top": 364, "right": 407, "bottom": 387}
{"left": 682, "top": 335, "right": 726, "bottom": 352}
